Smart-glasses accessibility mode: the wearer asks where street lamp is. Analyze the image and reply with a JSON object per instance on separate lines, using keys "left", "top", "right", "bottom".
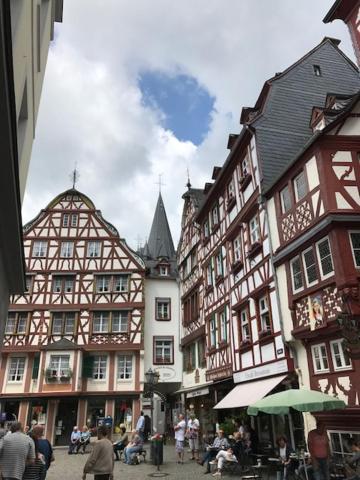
{"left": 145, "top": 368, "right": 160, "bottom": 435}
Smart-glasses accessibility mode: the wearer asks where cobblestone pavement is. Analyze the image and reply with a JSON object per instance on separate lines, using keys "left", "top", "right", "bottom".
{"left": 47, "top": 443, "right": 211, "bottom": 480}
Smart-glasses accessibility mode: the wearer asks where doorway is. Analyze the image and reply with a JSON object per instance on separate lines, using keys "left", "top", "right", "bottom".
{"left": 54, "top": 398, "right": 78, "bottom": 446}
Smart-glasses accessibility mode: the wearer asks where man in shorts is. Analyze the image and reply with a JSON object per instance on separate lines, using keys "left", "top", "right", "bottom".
{"left": 187, "top": 413, "right": 200, "bottom": 461}
{"left": 174, "top": 414, "right": 186, "bottom": 464}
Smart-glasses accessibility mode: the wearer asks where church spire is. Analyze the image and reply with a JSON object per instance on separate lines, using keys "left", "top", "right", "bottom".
{"left": 147, "top": 193, "right": 175, "bottom": 261}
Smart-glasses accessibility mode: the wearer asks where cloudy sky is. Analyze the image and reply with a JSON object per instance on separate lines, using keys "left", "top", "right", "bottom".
{"left": 22, "top": 0, "right": 355, "bottom": 250}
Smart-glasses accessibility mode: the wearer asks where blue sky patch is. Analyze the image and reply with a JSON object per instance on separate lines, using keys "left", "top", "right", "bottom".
{"left": 138, "top": 71, "right": 215, "bottom": 145}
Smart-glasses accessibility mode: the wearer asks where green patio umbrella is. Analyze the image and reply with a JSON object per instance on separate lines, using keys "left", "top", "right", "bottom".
{"left": 247, "top": 388, "right": 346, "bottom": 416}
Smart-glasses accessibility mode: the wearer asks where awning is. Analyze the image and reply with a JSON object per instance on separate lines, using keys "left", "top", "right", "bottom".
{"left": 213, "top": 374, "right": 287, "bottom": 410}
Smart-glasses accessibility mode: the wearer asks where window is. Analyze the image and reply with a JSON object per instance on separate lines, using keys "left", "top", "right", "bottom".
{"left": 92, "top": 311, "right": 130, "bottom": 334}
{"left": 330, "top": 340, "right": 351, "bottom": 371}
{"left": 329, "top": 431, "right": 360, "bottom": 459}
{"left": 241, "top": 155, "right": 250, "bottom": 177}
{"left": 183, "top": 290, "right": 199, "bottom": 326}
{"left": 52, "top": 276, "right": 74, "bottom": 294}
{"left": 316, "top": 237, "right": 334, "bottom": 278}
{"left": 114, "top": 275, "right": 128, "bottom": 292}
{"left": 159, "top": 265, "right": 169, "bottom": 276}
{"left": 71, "top": 214, "right": 78, "bottom": 227}
{"left": 92, "top": 355, "right": 107, "bottom": 380}
{"left": 60, "top": 241, "right": 74, "bottom": 258}
{"left": 203, "top": 220, "right": 210, "bottom": 238}
{"left": 111, "top": 311, "right": 128, "bottom": 333}
{"left": 313, "top": 65, "right": 322, "bottom": 77}
{"left": 87, "top": 241, "right": 101, "bottom": 258}
{"left": 349, "top": 232, "right": 360, "bottom": 268}
{"left": 303, "top": 247, "right": 318, "bottom": 286}
{"left": 154, "top": 337, "right": 173, "bottom": 364}
{"left": 184, "top": 343, "right": 196, "bottom": 372}
{"left": 49, "top": 355, "right": 70, "bottom": 377}
{"left": 240, "top": 308, "right": 250, "bottom": 341}
{"left": 258, "top": 295, "right": 271, "bottom": 332}
{"left": 233, "top": 234, "right": 242, "bottom": 263}
{"left": 311, "top": 344, "right": 329, "bottom": 373}
{"left": 117, "top": 355, "right": 132, "bottom": 380}
{"left": 210, "top": 315, "right": 217, "bottom": 347}
{"left": 25, "top": 275, "right": 33, "bottom": 293}
{"left": 33, "top": 241, "right": 47, "bottom": 257}
{"left": 215, "top": 251, "right": 223, "bottom": 277}
{"left": 62, "top": 214, "right": 69, "bottom": 227}
{"left": 156, "top": 298, "right": 171, "bottom": 320}
{"left": 249, "top": 215, "right": 260, "bottom": 245}
{"left": 212, "top": 205, "right": 219, "bottom": 227}
{"left": 51, "top": 312, "right": 76, "bottom": 335}
{"left": 206, "top": 263, "right": 213, "bottom": 287}
{"left": 290, "top": 256, "right": 304, "bottom": 293}
{"left": 93, "top": 312, "right": 109, "bottom": 333}
{"left": 8, "top": 357, "right": 25, "bottom": 382}
{"left": 198, "top": 338, "right": 206, "bottom": 368}
{"left": 294, "top": 171, "right": 308, "bottom": 202}
{"left": 280, "top": 185, "right": 292, "bottom": 213}
{"left": 219, "top": 310, "right": 227, "bottom": 342}
{"left": 96, "top": 276, "right": 110, "bottom": 293}
{"left": 5, "top": 312, "right": 28, "bottom": 334}
{"left": 227, "top": 180, "right": 235, "bottom": 200}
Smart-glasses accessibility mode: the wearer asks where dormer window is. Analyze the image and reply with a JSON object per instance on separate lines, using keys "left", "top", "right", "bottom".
{"left": 159, "top": 265, "right": 169, "bottom": 276}
{"left": 227, "top": 180, "right": 235, "bottom": 199}
{"left": 241, "top": 155, "right": 250, "bottom": 177}
{"left": 313, "top": 65, "right": 321, "bottom": 77}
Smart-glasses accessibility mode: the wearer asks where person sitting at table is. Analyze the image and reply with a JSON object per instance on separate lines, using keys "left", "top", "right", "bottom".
{"left": 345, "top": 439, "right": 360, "bottom": 479}
{"left": 276, "top": 435, "right": 296, "bottom": 480}
{"left": 211, "top": 447, "right": 238, "bottom": 477}
{"left": 123, "top": 430, "right": 143, "bottom": 465}
{"left": 231, "top": 432, "right": 245, "bottom": 460}
{"left": 198, "top": 429, "right": 230, "bottom": 474}
{"left": 113, "top": 425, "right": 129, "bottom": 461}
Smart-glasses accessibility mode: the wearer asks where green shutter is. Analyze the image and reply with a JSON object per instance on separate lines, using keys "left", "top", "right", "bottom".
{"left": 82, "top": 355, "right": 94, "bottom": 378}
{"left": 32, "top": 354, "right": 40, "bottom": 379}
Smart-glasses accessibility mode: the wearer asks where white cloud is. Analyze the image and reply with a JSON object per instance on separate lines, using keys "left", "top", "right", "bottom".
{"left": 23, "top": 0, "right": 355, "bottom": 248}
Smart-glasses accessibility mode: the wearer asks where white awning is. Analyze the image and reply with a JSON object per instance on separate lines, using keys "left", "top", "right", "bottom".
{"left": 213, "top": 374, "right": 287, "bottom": 410}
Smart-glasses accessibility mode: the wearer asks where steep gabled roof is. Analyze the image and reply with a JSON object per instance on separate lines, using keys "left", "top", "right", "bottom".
{"left": 323, "top": 0, "right": 358, "bottom": 23}
{"left": 147, "top": 193, "right": 175, "bottom": 261}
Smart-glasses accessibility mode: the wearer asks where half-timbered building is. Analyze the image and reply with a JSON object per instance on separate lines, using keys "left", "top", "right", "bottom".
{"left": 178, "top": 36, "right": 360, "bottom": 446}
{"left": 141, "top": 193, "right": 181, "bottom": 433}
{"left": 266, "top": 73, "right": 360, "bottom": 454}
{"left": 177, "top": 186, "right": 215, "bottom": 432}
{"left": 0, "top": 189, "right": 145, "bottom": 444}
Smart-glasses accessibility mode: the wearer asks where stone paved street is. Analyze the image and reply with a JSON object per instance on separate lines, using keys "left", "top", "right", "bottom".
{"left": 47, "top": 444, "right": 211, "bottom": 480}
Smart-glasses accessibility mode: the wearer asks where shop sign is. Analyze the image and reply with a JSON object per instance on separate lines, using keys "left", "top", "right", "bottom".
{"left": 233, "top": 359, "right": 288, "bottom": 384}
{"left": 186, "top": 387, "right": 209, "bottom": 399}
{"left": 154, "top": 366, "right": 176, "bottom": 381}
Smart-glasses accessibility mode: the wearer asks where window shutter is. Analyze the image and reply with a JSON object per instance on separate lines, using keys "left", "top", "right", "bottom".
{"left": 32, "top": 354, "right": 40, "bottom": 379}
{"left": 82, "top": 356, "right": 94, "bottom": 378}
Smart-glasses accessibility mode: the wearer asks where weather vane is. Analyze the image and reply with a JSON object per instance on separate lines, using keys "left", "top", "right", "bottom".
{"left": 155, "top": 174, "right": 165, "bottom": 193}
{"left": 70, "top": 164, "right": 80, "bottom": 189}
{"left": 186, "top": 167, "right": 192, "bottom": 189}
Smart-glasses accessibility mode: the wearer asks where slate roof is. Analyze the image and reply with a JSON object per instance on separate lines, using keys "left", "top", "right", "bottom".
{"left": 41, "top": 337, "right": 80, "bottom": 350}
{"left": 181, "top": 188, "right": 206, "bottom": 210}
{"left": 140, "top": 193, "right": 177, "bottom": 278}
{"left": 248, "top": 38, "right": 360, "bottom": 193}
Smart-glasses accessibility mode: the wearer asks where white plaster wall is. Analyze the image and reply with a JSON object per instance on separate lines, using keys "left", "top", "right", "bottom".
{"left": 143, "top": 278, "right": 182, "bottom": 383}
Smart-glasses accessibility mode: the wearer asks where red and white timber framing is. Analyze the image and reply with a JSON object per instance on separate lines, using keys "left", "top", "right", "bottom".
{"left": 0, "top": 189, "right": 145, "bottom": 444}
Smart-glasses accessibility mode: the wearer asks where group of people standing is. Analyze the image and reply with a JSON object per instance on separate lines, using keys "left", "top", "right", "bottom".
{"left": 0, "top": 422, "right": 54, "bottom": 480}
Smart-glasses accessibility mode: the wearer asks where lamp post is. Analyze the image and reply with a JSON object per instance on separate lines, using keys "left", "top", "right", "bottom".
{"left": 145, "top": 368, "right": 160, "bottom": 435}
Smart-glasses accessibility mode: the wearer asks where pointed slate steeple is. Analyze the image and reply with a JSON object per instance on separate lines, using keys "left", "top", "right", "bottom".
{"left": 147, "top": 193, "right": 175, "bottom": 261}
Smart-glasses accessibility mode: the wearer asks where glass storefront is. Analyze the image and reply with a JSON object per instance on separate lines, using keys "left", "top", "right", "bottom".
{"left": 114, "top": 398, "right": 133, "bottom": 432}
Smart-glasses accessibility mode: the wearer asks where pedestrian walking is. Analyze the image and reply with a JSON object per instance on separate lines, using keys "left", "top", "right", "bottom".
{"left": 22, "top": 431, "right": 46, "bottom": 480}
{"left": 32, "top": 425, "right": 54, "bottom": 480}
{"left": 135, "top": 411, "right": 145, "bottom": 441}
{"left": 0, "top": 421, "right": 35, "bottom": 480}
{"left": 82, "top": 425, "right": 114, "bottom": 480}
{"left": 187, "top": 413, "right": 200, "bottom": 461}
{"left": 69, "top": 425, "right": 81, "bottom": 454}
{"left": 174, "top": 413, "right": 186, "bottom": 464}
{"left": 308, "top": 421, "right": 330, "bottom": 480}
